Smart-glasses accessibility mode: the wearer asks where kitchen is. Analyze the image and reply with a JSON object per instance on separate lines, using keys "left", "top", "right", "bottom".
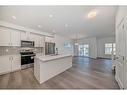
{"left": 0, "top": 20, "right": 73, "bottom": 84}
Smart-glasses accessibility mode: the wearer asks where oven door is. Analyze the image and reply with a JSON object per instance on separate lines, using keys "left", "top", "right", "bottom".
{"left": 21, "top": 55, "right": 34, "bottom": 65}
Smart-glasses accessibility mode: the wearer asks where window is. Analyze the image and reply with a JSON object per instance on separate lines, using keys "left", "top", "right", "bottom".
{"left": 78, "top": 44, "right": 89, "bottom": 57}
{"left": 113, "top": 43, "right": 116, "bottom": 55}
{"left": 64, "top": 42, "right": 72, "bottom": 48}
{"left": 105, "top": 43, "right": 116, "bottom": 55}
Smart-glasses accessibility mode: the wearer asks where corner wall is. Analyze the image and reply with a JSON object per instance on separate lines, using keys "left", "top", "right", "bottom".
{"left": 74, "top": 36, "right": 115, "bottom": 59}
{"left": 54, "top": 34, "right": 74, "bottom": 55}
{"left": 97, "top": 37, "right": 115, "bottom": 59}
{"left": 74, "top": 37, "right": 97, "bottom": 59}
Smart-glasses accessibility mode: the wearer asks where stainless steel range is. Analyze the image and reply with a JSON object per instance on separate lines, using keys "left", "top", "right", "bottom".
{"left": 20, "top": 48, "right": 36, "bottom": 69}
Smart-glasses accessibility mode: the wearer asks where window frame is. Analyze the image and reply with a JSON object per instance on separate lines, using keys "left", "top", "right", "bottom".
{"left": 104, "top": 43, "right": 116, "bottom": 55}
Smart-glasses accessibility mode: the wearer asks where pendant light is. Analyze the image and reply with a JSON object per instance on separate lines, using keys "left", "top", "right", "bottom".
{"left": 75, "top": 33, "right": 79, "bottom": 46}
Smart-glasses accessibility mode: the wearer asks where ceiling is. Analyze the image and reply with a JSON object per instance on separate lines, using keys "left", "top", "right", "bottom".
{"left": 0, "top": 6, "right": 117, "bottom": 39}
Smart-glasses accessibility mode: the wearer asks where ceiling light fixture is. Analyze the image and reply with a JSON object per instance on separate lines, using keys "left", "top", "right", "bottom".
{"left": 38, "top": 25, "right": 42, "bottom": 28}
{"left": 52, "top": 30, "right": 56, "bottom": 33}
{"left": 49, "top": 14, "right": 53, "bottom": 18}
{"left": 87, "top": 9, "right": 98, "bottom": 19}
{"left": 12, "top": 16, "right": 16, "bottom": 20}
{"left": 65, "top": 24, "right": 68, "bottom": 27}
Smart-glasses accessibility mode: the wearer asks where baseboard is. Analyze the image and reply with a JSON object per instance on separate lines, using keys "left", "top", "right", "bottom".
{"left": 97, "top": 57, "right": 111, "bottom": 60}
{"left": 0, "top": 69, "right": 21, "bottom": 76}
{"left": 73, "top": 56, "right": 97, "bottom": 59}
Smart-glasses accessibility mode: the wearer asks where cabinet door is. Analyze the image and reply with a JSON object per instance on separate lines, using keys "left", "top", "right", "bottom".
{"left": 20, "top": 31, "right": 27, "bottom": 41}
{"left": 11, "top": 30, "right": 21, "bottom": 46}
{"left": 30, "top": 33, "right": 41, "bottom": 47}
{"left": 0, "top": 29, "right": 11, "bottom": 46}
{"left": 0, "top": 55, "right": 11, "bottom": 75}
{"left": 11, "top": 55, "right": 21, "bottom": 71}
{"left": 30, "top": 33, "right": 38, "bottom": 47}
{"left": 40, "top": 35, "right": 45, "bottom": 47}
{"left": 45, "top": 36, "right": 55, "bottom": 43}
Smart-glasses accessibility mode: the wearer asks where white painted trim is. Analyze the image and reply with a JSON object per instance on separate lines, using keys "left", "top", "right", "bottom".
{"left": 115, "top": 75, "right": 124, "bottom": 89}
{"left": 0, "top": 20, "right": 53, "bottom": 37}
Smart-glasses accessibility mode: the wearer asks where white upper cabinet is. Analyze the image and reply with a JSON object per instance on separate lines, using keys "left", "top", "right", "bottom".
{"left": 20, "top": 31, "right": 27, "bottom": 41}
{"left": 11, "top": 30, "right": 20, "bottom": 46}
{"left": 45, "top": 36, "right": 55, "bottom": 43}
{"left": 0, "top": 27, "right": 20, "bottom": 46}
{"left": 30, "top": 33, "right": 44, "bottom": 47}
{"left": 20, "top": 31, "right": 30, "bottom": 41}
{"left": 0, "top": 29, "right": 11, "bottom": 46}
{"left": 40, "top": 35, "right": 45, "bottom": 47}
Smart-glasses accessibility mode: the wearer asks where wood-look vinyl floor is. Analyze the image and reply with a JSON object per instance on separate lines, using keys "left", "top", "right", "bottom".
{"left": 0, "top": 57, "right": 119, "bottom": 89}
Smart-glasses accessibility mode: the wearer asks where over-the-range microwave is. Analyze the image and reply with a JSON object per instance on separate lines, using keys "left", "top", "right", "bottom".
{"left": 21, "top": 40, "right": 34, "bottom": 47}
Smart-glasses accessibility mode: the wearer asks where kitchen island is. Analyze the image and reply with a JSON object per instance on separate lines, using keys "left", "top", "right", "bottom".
{"left": 34, "top": 54, "right": 72, "bottom": 84}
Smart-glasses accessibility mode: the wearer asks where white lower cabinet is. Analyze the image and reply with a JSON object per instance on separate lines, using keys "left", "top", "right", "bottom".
{"left": 0, "top": 55, "right": 11, "bottom": 75}
{"left": 11, "top": 55, "right": 21, "bottom": 72}
{"left": 0, "top": 55, "right": 21, "bottom": 75}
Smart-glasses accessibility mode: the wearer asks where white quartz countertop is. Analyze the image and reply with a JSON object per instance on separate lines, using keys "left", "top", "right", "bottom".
{"left": 35, "top": 54, "right": 72, "bottom": 62}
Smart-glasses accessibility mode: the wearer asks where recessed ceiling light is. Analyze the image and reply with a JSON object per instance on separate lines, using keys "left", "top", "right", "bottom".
{"left": 87, "top": 9, "right": 98, "bottom": 19}
{"left": 49, "top": 14, "right": 53, "bottom": 18}
{"left": 52, "top": 30, "right": 55, "bottom": 33}
{"left": 65, "top": 24, "right": 68, "bottom": 27}
{"left": 38, "top": 25, "right": 42, "bottom": 28}
{"left": 12, "top": 16, "right": 16, "bottom": 20}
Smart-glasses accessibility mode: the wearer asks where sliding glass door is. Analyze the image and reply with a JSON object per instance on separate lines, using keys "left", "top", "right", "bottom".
{"left": 78, "top": 44, "right": 89, "bottom": 57}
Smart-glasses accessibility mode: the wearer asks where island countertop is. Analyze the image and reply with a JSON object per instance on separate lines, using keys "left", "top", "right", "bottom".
{"left": 35, "top": 54, "right": 72, "bottom": 62}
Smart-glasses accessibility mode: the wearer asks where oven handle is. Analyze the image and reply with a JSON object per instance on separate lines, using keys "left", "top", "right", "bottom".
{"left": 21, "top": 54, "right": 36, "bottom": 57}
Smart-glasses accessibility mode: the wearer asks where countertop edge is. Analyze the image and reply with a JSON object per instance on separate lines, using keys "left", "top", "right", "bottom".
{"left": 35, "top": 54, "right": 72, "bottom": 62}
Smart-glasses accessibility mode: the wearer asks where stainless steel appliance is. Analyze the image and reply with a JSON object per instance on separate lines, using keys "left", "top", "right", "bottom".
{"left": 21, "top": 40, "right": 34, "bottom": 47}
{"left": 45, "top": 42, "right": 55, "bottom": 55}
{"left": 20, "top": 50, "right": 36, "bottom": 69}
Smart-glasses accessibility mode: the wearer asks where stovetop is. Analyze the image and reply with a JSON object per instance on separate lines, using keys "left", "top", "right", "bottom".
{"left": 20, "top": 52, "right": 34, "bottom": 55}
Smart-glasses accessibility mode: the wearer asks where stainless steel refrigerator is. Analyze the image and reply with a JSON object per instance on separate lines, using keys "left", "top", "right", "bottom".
{"left": 45, "top": 42, "right": 55, "bottom": 55}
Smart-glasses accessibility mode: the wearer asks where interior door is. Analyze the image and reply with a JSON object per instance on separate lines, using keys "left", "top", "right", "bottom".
{"left": 115, "top": 18, "right": 125, "bottom": 89}
{"left": 124, "top": 17, "right": 127, "bottom": 89}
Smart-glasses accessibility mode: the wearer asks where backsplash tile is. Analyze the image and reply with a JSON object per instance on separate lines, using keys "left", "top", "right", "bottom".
{"left": 0, "top": 46, "right": 20, "bottom": 56}
{"left": 35, "top": 47, "right": 44, "bottom": 53}
{"left": 0, "top": 46, "right": 44, "bottom": 56}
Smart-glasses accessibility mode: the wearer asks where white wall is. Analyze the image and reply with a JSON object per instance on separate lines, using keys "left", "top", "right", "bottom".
{"left": 74, "top": 37, "right": 115, "bottom": 59}
{"left": 97, "top": 37, "right": 115, "bottom": 59}
{"left": 54, "top": 34, "right": 74, "bottom": 55}
{"left": 115, "top": 6, "right": 127, "bottom": 27}
{"left": 74, "top": 37, "right": 97, "bottom": 59}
